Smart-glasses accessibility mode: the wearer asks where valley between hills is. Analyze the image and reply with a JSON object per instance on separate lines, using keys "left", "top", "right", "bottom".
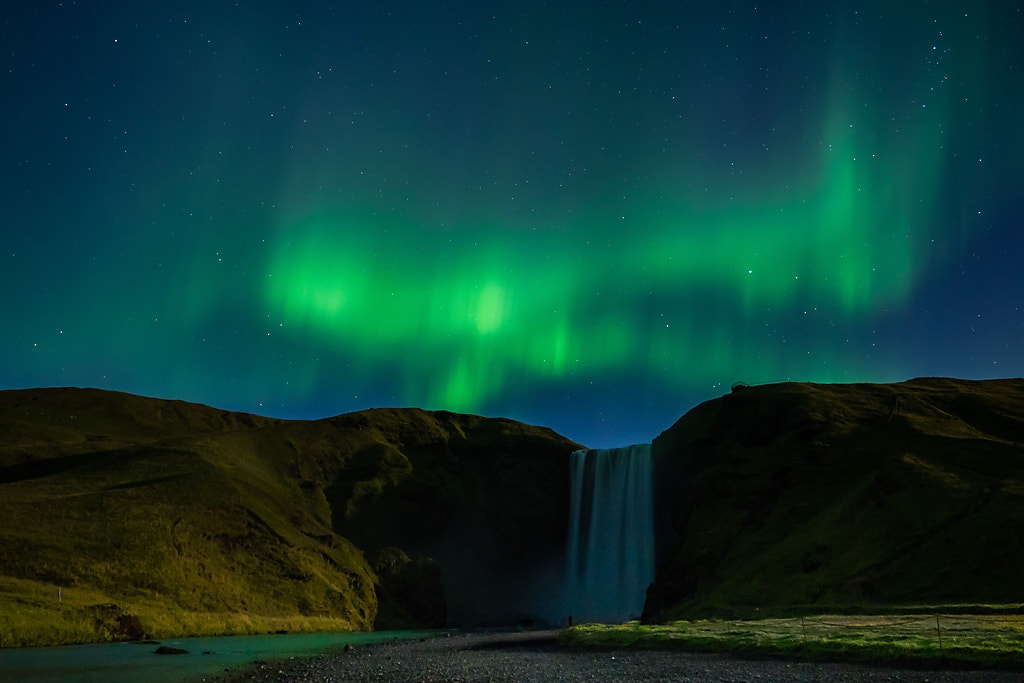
{"left": 2, "top": 377, "right": 1023, "bottom": 647}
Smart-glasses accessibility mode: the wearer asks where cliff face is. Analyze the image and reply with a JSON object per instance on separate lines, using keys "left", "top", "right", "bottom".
{"left": 308, "top": 408, "right": 579, "bottom": 626}
{"left": 645, "top": 377, "right": 1024, "bottom": 620}
{"left": 0, "top": 388, "right": 580, "bottom": 644}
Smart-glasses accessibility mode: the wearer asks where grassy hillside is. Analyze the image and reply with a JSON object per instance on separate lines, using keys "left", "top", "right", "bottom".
{"left": 645, "top": 377, "right": 1024, "bottom": 621}
{"left": 0, "top": 388, "right": 580, "bottom": 646}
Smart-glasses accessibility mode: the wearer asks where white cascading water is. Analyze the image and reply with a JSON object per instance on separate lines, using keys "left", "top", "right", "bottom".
{"left": 565, "top": 444, "right": 655, "bottom": 623}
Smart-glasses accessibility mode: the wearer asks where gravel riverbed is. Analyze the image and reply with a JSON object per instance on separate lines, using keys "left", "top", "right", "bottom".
{"left": 222, "top": 630, "right": 1024, "bottom": 682}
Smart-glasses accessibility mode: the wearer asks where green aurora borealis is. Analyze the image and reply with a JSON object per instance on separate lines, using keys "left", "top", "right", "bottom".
{"left": 3, "top": 2, "right": 1022, "bottom": 446}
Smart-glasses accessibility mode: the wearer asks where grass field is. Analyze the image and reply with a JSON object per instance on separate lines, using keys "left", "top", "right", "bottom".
{"left": 559, "top": 612, "right": 1024, "bottom": 669}
{"left": 0, "top": 574, "right": 365, "bottom": 648}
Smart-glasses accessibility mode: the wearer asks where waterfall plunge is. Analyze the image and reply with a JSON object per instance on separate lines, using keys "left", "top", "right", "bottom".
{"left": 565, "top": 444, "right": 655, "bottom": 623}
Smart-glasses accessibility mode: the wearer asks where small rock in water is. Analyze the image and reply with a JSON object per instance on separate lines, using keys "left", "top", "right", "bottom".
{"left": 154, "top": 645, "right": 187, "bottom": 655}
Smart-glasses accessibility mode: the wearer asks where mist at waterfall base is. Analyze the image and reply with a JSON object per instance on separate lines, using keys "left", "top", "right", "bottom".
{"left": 420, "top": 444, "right": 655, "bottom": 628}
{"left": 565, "top": 445, "right": 656, "bottom": 624}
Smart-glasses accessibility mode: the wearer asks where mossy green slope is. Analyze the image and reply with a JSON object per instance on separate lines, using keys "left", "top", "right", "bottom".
{"left": 646, "top": 377, "right": 1024, "bottom": 621}
{"left": 0, "top": 388, "right": 580, "bottom": 645}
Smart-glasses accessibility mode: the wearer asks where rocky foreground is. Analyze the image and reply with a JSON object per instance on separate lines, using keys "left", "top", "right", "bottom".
{"left": 223, "top": 630, "right": 1022, "bottom": 682}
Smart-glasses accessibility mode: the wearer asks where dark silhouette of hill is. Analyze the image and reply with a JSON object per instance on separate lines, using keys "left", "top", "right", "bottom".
{"left": 9, "top": 378, "right": 1023, "bottom": 646}
{"left": 645, "top": 377, "right": 1024, "bottom": 621}
{"left": 0, "top": 388, "right": 581, "bottom": 645}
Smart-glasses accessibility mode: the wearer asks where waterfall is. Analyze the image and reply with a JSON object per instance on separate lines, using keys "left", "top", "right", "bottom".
{"left": 565, "top": 444, "right": 655, "bottom": 623}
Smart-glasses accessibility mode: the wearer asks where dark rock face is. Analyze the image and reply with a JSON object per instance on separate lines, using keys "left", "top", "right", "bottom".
{"left": 321, "top": 408, "right": 579, "bottom": 627}
{"left": 114, "top": 613, "right": 147, "bottom": 641}
{"left": 86, "top": 604, "right": 148, "bottom": 641}
{"left": 371, "top": 547, "right": 446, "bottom": 629}
{"left": 645, "top": 377, "right": 1024, "bottom": 620}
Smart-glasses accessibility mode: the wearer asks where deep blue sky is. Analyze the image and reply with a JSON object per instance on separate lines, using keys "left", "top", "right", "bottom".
{"left": 3, "top": 2, "right": 1022, "bottom": 448}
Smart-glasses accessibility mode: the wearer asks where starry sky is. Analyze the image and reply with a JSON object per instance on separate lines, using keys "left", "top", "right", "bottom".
{"left": 3, "top": 2, "right": 1022, "bottom": 448}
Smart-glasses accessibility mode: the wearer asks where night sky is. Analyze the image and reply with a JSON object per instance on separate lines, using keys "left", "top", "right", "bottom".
{"left": 3, "top": 2, "right": 1022, "bottom": 448}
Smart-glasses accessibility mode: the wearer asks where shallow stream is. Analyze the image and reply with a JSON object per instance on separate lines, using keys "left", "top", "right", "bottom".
{"left": 0, "top": 630, "right": 437, "bottom": 682}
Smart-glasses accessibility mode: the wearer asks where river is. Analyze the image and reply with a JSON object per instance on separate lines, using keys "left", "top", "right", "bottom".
{"left": 0, "top": 630, "right": 439, "bottom": 682}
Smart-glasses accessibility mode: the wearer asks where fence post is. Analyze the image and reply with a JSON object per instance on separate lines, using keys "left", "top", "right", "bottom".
{"left": 935, "top": 614, "right": 944, "bottom": 659}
